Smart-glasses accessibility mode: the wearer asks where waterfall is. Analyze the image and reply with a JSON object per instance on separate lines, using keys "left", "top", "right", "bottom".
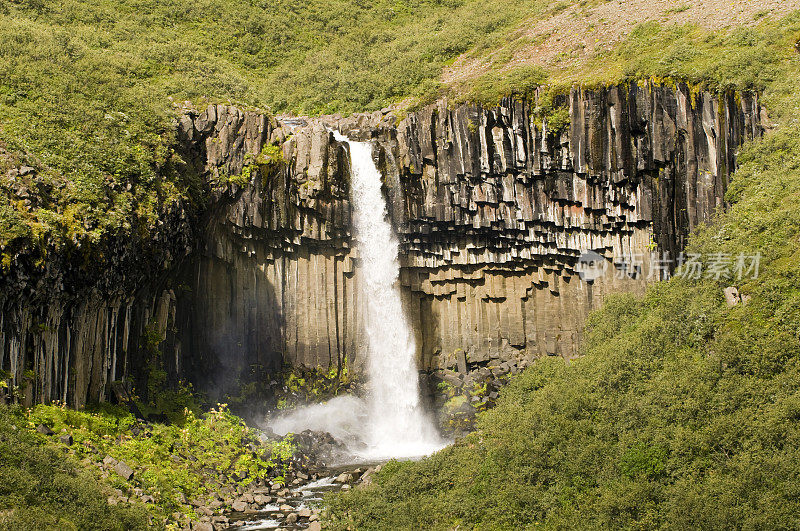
{"left": 338, "top": 133, "right": 443, "bottom": 458}
{"left": 268, "top": 132, "right": 443, "bottom": 460}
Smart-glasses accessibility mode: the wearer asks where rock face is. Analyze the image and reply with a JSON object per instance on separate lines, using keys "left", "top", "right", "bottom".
{"left": 181, "top": 81, "right": 760, "bottom": 382}
{"left": 388, "top": 84, "right": 761, "bottom": 367}
{"left": 0, "top": 213, "right": 195, "bottom": 408}
{"left": 176, "top": 108, "right": 359, "bottom": 395}
{"left": 0, "top": 81, "right": 762, "bottom": 404}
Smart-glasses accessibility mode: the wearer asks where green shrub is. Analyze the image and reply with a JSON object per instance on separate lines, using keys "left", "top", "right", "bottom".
{"left": 27, "top": 402, "right": 296, "bottom": 522}
{"left": 0, "top": 405, "right": 150, "bottom": 530}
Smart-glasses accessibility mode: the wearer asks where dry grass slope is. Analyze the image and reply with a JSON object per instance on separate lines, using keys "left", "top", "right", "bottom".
{"left": 442, "top": 0, "right": 800, "bottom": 89}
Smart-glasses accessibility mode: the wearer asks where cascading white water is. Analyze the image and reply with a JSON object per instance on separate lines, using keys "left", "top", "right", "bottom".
{"left": 268, "top": 132, "right": 443, "bottom": 460}
{"left": 338, "top": 133, "right": 443, "bottom": 459}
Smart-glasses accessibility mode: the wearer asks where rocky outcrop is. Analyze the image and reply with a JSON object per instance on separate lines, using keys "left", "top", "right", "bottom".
{"left": 0, "top": 81, "right": 762, "bottom": 405}
{"left": 0, "top": 205, "right": 195, "bottom": 408}
{"left": 186, "top": 81, "right": 760, "bottom": 383}
{"left": 176, "top": 108, "right": 360, "bottom": 395}
{"left": 388, "top": 83, "right": 761, "bottom": 368}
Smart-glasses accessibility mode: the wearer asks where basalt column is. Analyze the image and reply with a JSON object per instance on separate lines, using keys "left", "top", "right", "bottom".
{"left": 383, "top": 82, "right": 761, "bottom": 369}
{"left": 0, "top": 82, "right": 762, "bottom": 405}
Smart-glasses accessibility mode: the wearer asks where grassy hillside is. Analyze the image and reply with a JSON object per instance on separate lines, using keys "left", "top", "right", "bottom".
{"left": 0, "top": 405, "right": 150, "bottom": 529}
{"left": 324, "top": 13, "right": 800, "bottom": 531}
{"left": 0, "top": 402, "right": 297, "bottom": 528}
{"left": 0, "top": 0, "right": 564, "bottom": 255}
{"left": 1, "top": 0, "right": 794, "bottom": 259}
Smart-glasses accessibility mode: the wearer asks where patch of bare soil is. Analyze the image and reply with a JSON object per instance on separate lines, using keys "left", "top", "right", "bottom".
{"left": 443, "top": 0, "right": 800, "bottom": 85}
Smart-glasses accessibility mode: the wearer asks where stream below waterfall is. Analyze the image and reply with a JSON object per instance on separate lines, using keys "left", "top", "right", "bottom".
{"left": 224, "top": 462, "right": 384, "bottom": 530}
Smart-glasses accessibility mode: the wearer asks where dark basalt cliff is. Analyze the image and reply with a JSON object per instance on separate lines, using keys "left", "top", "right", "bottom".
{"left": 0, "top": 82, "right": 762, "bottom": 406}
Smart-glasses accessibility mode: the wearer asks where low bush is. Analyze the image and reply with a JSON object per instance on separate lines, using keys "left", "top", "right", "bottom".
{"left": 25, "top": 402, "right": 295, "bottom": 524}
{"left": 0, "top": 405, "right": 150, "bottom": 530}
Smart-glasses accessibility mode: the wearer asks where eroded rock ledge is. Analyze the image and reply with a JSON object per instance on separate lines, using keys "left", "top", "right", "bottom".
{"left": 0, "top": 82, "right": 762, "bottom": 405}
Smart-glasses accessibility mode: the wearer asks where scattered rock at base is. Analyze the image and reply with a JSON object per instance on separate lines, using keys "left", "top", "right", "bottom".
{"left": 360, "top": 467, "right": 376, "bottom": 486}
{"left": 334, "top": 472, "right": 353, "bottom": 483}
{"left": 307, "top": 521, "right": 322, "bottom": 531}
{"left": 253, "top": 494, "right": 270, "bottom": 504}
{"left": 36, "top": 424, "right": 54, "bottom": 436}
{"left": 231, "top": 500, "right": 247, "bottom": 512}
{"left": 114, "top": 461, "right": 134, "bottom": 480}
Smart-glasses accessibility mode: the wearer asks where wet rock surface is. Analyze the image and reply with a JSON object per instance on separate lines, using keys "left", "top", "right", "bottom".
{"left": 223, "top": 462, "right": 381, "bottom": 531}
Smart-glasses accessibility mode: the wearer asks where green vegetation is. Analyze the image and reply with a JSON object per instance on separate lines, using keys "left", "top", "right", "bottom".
{"left": 3, "top": 0, "right": 800, "bottom": 527}
{"left": 4, "top": 0, "right": 790, "bottom": 259}
{"left": 137, "top": 320, "right": 204, "bottom": 424}
{"left": 272, "top": 364, "right": 359, "bottom": 411}
{"left": 24, "top": 402, "right": 295, "bottom": 525}
{"left": 324, "top": 13, "right": 800, "bottom": 531}
{"left": 444, "top": 12, "right": 800, "bottom": 105}
{"left": 0, "top": 405, "right": 150, "bottom": 530}
{"left": 0, "top": 0, "right": 563, "bottom": 253}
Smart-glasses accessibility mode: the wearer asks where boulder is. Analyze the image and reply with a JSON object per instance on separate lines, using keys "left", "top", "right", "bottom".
{"left": 36, "top": 424, "right": 54, "bottom": 436}
{"left": 231, "top": 500, "right": 247, "bottom": 512}
{"left": 724, "top": 286, "right": 740, "bottom": 306}
{"left": 456, "top": 349, "right": 468, "bottom": 374}
{"left": 334, "top": 472, "right": 353, "bottom": 483}
{"left": 113, "top": 461, "right": 134, "bottom": 481}
{"left": 59, "top": 433, "right": 73, "bottom": 445}
{"left": 360, "top": 467, "right": 376, "bottom": 486}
